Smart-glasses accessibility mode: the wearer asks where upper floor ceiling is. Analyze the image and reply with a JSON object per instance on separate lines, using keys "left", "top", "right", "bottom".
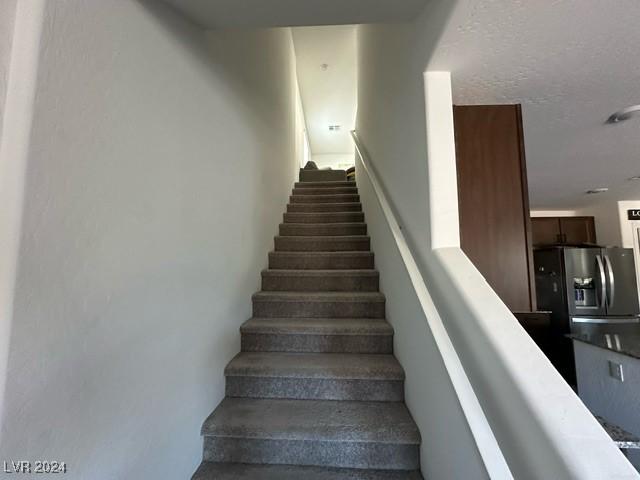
{"left": 292, "top": 26, "right": 356, "bottom": 155}
{"left": 162, "top": 0, "right": 428, "bottom": 28}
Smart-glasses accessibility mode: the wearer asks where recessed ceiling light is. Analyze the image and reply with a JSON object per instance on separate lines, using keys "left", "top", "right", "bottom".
{"left": 629, "top": 175, "right": 640, "bottom": 181}
{"left": 328, "top": 125, "right": 341, "bottom": 132}
{"left": 586, "top": 188, "right": 609, "bottom": 194}
{"left": 607, "top": 105, "right": 640, "bottom": 124}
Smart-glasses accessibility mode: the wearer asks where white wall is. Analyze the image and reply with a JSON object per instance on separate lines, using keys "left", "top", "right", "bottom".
{"left": 0, "top": 0, "right": 46, "bottom": 441}
{"left": 619, "top": 201, "right": 640, "bottom": 249}
{"left": 577, "top": 199, "right": 640, "bottom": 247}
{"left": 294, "top": 77, "right": 311, "bottom": 167}
{"left": 577, "top": 199, "right": 625, "bottom": 247}
{"left": 355, "top": 156, "right": 489, "bottom": 478}
{"left": 0, "top": 1, "right": 299, "bottom": 479}
{"left": 0, "top": 0, "right": 17, "bottom": 138}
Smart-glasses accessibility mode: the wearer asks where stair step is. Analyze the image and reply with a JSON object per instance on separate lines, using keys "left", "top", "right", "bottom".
{"left": 295, "top": 181, "right": 356, "bottom": 189}
{"left": 262, "top": 269, "right": 379, "bottom": 292}
{"left": 293, "top": 187, "right": 358, "bottom": 196}
{"left": 192, "top": 462, "right": 423, "bottom": 480}
{"left": 284, "top": 212, "right": 364, "bottom": 224}
{"left": 193, "top": 175, "right": 423, "bottom": 478}
{"left": 201, "top": 397, "right": 420, "bottom": 470}
{"left": 299, "top": 170, "right": 347, "bottom": 182}
{"left": 252, "top": 292, "right": 385, "bottom": 319}
{"left": 279, "top": 223, "right": 367, "bottom": 236}
{"left": 290, "top": 194, "right": 360, "bottom": 204}
{"left": 241, "top": 317, "right": 393, "bottom": 353}
{"left": 275, "top": 236, "right": 370, "bottom": 252}
{"left": 225, "top": 352, "right": 403, "bottom": 401}
{"left": 268, "top": 251, "right": 374, "bottom": 270}
{"left": 287, "top": 203, "right": 363, "bottom": 213}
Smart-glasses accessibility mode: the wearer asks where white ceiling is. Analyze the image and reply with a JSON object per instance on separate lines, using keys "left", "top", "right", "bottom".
{"left": 292, "top": 26, "right": 357, "bottom": 155}
{"left": 429, "top": 0, "right": 640, "bottom": 209}
{"left": 162, "top": 0, "right": 427, "bottom": 28}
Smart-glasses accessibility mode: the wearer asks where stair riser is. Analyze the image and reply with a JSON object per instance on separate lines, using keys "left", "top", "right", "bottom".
{"left": 287, "top": 203, "right": 363, "bottom": 213}
{"left": 294, "top": 181, "right": 356, "bottom": 189}
{"left": 268, "top": 254, "right": 374, "bottom": 270}
{"left": 241, "top": 333, "right": 393, "bottom": 354}
{"left": 203, "top": 437, "right": 419, "bottom": 470}
{"left": 290, "top": 195, "right": 360, "bottom": 204}
{"left": 252, "top": 300, "right": 385, "bottom": 319}
{"left": 284, "top": 213, "right": 364, "bottom": 224}
{"left": 299, "top": 170, "right": 347, "bottom": 182}
{"left": 279, "top": 224, "right": 367, "bottom": 236}
{"left": 274, "top": 237, "right": 370, "bottom": 252}
{"left": 292, "top": 188, "right": 358, "bottom": 196}
{"left": 226, "top": 377, "right": 403, "bottom": 402}
{"left": 193, "top": 462, "right": 423, "bottom": 480}
{"left": 262, "top": 274, "right": 379, "bottom": 292}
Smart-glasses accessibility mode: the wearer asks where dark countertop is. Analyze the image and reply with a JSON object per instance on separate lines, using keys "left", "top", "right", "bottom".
{"left": 595, "top": 416, "right": 640, "bottom": 450}
{"left": 569, "top": 333, "right": 640, "bottom": 360}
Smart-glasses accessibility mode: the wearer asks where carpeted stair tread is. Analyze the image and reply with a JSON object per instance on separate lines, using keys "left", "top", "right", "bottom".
{"left": 192, "top": 462, "right": 423, "bottom": 479}
{"left": 290, "top": 194, "right": 360, "bottom": 204}
{"left": 241, "top": 317, "right": 392, "bottom": 336}
{"left": 274, "top": 235, "right": 370, "bottom": 252}
{"left": 299, "top": 170, "right": 347, "bottom": 182}
{"left": 294, "top": 181, "right": 357, "bottom": 188}
{"left": 201, "top": 397, "right": 420, "bottom": 444}
{"left": 287, "top": 202, "right": 363, "bottom": 213}
{"left": 268, "top": 251, "right": 375, "bottom": 270}
{"left": 225, "top": 352, "right": 404, "bottom": 380}
{"left": 284, "top": 212, "right": 364, "bottom": 223}
{"left": 253, "top": 291, "right": 385, "bottom": 302}
{"left": 240, "top": 317, "right": 393, "bottom": 354}
{"left": 252, "top": 291, "right": 386, "bottom": 318}
{"left": 261, "top": 269, "right": 379, "bottom": 292}
{"left": 292, "top": 187, "right": 358, "bottom": 196}
{"left": 279, "top": 222, "right": 367, "bottom": 236}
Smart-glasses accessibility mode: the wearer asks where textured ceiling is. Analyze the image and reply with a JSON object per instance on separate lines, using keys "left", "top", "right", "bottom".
{"left": 429, "top": 0, "right": 640, "bottom": 209}
{"left": 292, "top": 26, "right": 357, "bottom": 155}
{"left": 162, "top": 0, "right": 428, "bottom": 28}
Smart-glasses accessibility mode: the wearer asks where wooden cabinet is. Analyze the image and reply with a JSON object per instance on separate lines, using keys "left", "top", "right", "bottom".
{"left": 560, "top": 217, "right": 597, "bottom": 244}
{"left": 531, "top": 217, "right": 561, "bottom": 245}
{"left": 454, "top": 104, "right": 536, "bottom": 312}
{"left": 531, "top": 217, "right": 596, "bottom": 246}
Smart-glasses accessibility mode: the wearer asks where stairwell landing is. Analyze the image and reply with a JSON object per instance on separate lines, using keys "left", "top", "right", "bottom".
{"left": 192, "top": 171, "right": 423, "bottom": 479}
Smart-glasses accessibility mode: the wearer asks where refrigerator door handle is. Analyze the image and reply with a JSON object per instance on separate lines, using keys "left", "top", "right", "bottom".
{"left": 604, "top": 254, "right": 616, "bottom": 310}
{"left": 596, "top": 254, "right": 607, "bottom": 308}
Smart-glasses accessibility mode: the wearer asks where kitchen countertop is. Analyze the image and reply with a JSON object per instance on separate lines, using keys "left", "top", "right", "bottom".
{"left": 568, "top": 333, "right": 640, "bottom": 360}
{"left": 595, "top": 416, "right": 640, "bottom": 450}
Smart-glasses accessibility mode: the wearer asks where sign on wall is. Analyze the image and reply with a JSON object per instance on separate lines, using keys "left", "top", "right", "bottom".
{"left": 629, "top": 210, "right": 640, "bottom": 220}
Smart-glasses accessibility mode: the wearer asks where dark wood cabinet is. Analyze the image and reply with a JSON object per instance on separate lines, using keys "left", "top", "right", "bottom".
{"left": 559, "top": 217, "right": 596, "bottom": 244}
{"left": 531, "top": 216, "right": 596, "bottom": 246}
{"left": 531, "top": 217, "right": 561, "bottom": 245}
{"left": 454, "top": 104, "right": 536, "bottom": 312}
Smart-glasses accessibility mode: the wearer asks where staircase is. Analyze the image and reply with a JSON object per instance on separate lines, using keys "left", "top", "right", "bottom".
{"left": 192, "top": 174, "right": 422, "bottom": 479}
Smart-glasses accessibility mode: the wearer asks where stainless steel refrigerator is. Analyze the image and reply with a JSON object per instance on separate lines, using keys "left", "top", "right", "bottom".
{"left": 534, "top": 247, "right": 640, "bottom": 384}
